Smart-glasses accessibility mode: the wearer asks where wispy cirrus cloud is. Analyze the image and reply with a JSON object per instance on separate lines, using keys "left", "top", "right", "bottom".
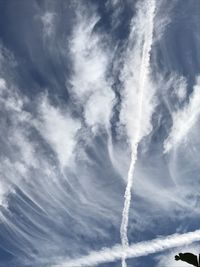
{"left": 0, "top": 76, "right": 32, "bottom": 206}
{"left": 0, "top": 73, "right": 82, "bottom": 264}
{"left": 41, "top": 12, "right": 56, "bottom": 38}
{"left": 35, "top": 94, "right": 81, "bottom": 168}
{"left": 0, "top": 40, "right": 120, "bottom": 266}
{"left": 69, "top": 6, "right": 115, "bottom": 132}
{"left": 1, "top": 1, "right": 200, "bottom": 267}
{"left": 164, "top": 76, "right": 200, "bottom": 153}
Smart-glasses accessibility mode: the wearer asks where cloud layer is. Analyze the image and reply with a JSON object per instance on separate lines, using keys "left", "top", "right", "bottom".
{"left": 0, "top": 1, "right": 200, "bottom": 267}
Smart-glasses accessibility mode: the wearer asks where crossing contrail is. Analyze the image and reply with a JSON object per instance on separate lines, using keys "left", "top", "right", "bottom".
{"left": 120, "top": 0, "right": 156, "bottom": 266}
{"left": 53, "top": 229, "right": 200, "bottom": 267}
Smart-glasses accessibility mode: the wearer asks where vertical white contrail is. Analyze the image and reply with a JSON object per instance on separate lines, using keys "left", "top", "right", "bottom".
{"left": 120, "top": 1, "right": 156, "bottom": 266}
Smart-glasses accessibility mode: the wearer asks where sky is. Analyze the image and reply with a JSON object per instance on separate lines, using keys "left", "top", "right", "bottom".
{"left": 0, "top": 0, "right": 200, "bottom": 267}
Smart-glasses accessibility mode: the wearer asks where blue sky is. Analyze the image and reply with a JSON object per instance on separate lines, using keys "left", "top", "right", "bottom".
{"left": 0, "top": 0, "right": 200, "bottom": 267}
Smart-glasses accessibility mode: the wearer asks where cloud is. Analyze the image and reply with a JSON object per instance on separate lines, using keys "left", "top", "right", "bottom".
{"left": 153, "top": 0, "right": 174, "bottom": 43}
{"left": 0, "top": 77, "right": 6, "bottom": 90}
{"left": 69, "top": 6, "right": 115, "bottom": 132}
{"left": 41, "top": 12, "right": 56, "bottom": 37}
{"left": 1, "top": 2, "right": 200, "bottom": 267}
{"left": 35, "top": 94, "right": 81, "bottom": 168}
{"left": 164, "top": 76, "right": 200, "bottom": 152}
{"left": 0, "top": 74, "right": 84, "bottom": 262}
{"left": 84, "top": 90, "right": 115, "bottom": 132}
{"left": 53, "top": 229, "right": 200, "bottom": 267}
{"left": 0, "top": 76, "right": 32, "bottom": 206}
{"left": 0, "top": 41, "right": 121, "bottom": 266}
{"left": 161, "top": 73, "right": 188, "bottom": 104}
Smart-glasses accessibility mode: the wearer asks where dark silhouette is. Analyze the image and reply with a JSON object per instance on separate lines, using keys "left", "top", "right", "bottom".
{"left": 175, "top": 253, "right": 199, "bottom": 267}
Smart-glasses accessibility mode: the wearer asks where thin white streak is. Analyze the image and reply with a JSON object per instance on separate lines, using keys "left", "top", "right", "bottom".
{"left": 164, "top": 76, "right": 200, "bottom": 153}
{"left": 120, "top": 1, "right": 156, "bottom": 266}
{"left": 53, "top": 229, "right": 200, "bottom": 267}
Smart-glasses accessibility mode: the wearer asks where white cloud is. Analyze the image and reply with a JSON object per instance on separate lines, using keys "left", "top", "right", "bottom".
{"left": 69, "top": 8, "right": 115, "bottom": 131}
{"left": 36, "top": 94, "right": 81, "bottom": 168}
{"left": 164, "top": 76, "right": 200, "bottom": 152}
{"left": 105, "top": 0, "right": 124, "bottom": 31}
{"left": 175, "top": 77, "right": 187, "bottom": 101}
{"left": 41, "top": 12, "right": 56, "bottom": 37}
{"left": 84, "top": 89, "right": 115, "bottom": 133}
{"left": 1, "top": 3, "right": 199, "bottom": 267}
{"left": 10, "top": 130, "right": 38, "bottom": 168}
{"left": 0, "top": 78, "right": 34, "bottom": 207}
{"left": 0, "top": 77, "right": 6, "bottom": 91}
{"left": 153, "top": 0, "right": 173, "bottom": 43}
{"left": 160, "top": 73, "right": 188, "bottom": 110}
{"left": 0, "top": 179, "right": 9, "bottom": 208}
{"left": 0, "top": 77, "right": 26, "bottom": 113}
{"left": 69, "top": 15, "right": 104, "bottom": 96}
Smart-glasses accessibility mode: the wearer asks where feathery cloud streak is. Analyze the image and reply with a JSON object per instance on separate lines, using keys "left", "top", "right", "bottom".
{"left": 164, "top": 76, "right": 200, "bottom": 152}
{"left": 69, "top": 8, "right": 115, "bottom": 132}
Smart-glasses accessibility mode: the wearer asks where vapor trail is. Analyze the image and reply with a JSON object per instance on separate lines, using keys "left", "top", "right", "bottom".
{"left": 120, "top": 0, "right": 156, "bottom": 266}
{"left": 54, "top": 229, "right": 200, "bottom": 267}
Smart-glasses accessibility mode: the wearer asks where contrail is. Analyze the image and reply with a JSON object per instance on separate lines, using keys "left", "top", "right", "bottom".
{"left": 53, "top": 229, "right": 200, "bottom": 267}
{"left": 120, "top": 0, "right": 156, "bottom": 266}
